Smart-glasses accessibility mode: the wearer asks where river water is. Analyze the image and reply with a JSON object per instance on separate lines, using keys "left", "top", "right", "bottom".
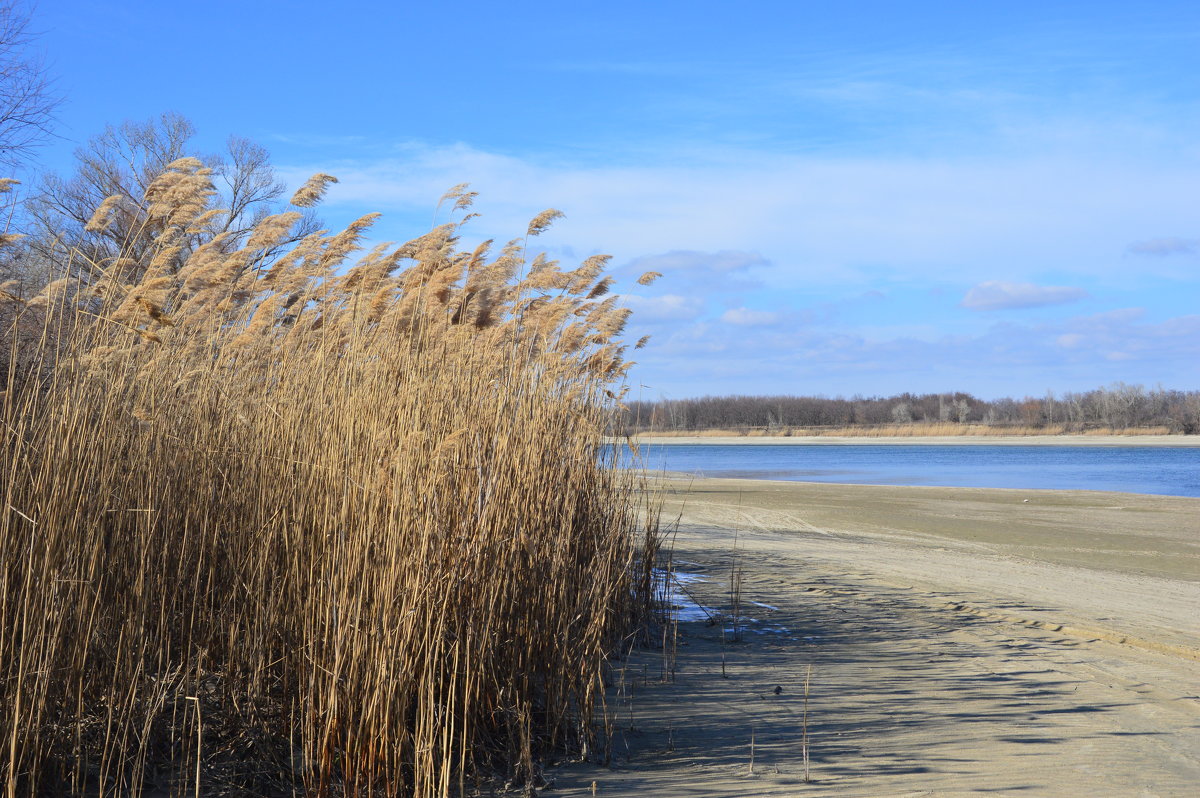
{"left": 625, "top": 443, "right": 1200, "bottom": 497}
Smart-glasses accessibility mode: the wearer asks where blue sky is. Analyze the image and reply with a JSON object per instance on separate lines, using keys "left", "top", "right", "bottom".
{"left": 30, "top": 0, "right": 1200, "bottom": 399}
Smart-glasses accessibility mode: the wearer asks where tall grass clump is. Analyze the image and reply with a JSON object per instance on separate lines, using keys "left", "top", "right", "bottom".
{"left": 1, "top": 162, "right": 660, "bottom": 796}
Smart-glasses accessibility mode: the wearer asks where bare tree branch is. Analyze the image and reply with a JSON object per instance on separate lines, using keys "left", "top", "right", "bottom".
{"left": 23, "top": 112, "right": 323, "bottom": 286}
{"left": 0, "top": 1, "right": 59, "bottom": 168}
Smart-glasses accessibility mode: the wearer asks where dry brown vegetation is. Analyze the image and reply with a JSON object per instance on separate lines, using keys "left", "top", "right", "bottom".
{"left": 640, "top": 423, "right": 1175, "bottom": 438}
{"left": 1, "top": 162, "right": 660, "bottom": 796}
{"left": 626, "top": 390, "right": 1200, "bottom": 435}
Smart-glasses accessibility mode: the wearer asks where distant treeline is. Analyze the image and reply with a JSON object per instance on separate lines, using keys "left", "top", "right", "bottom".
{"left": 623, "top": 384, "right": 1200, "bottom": 434}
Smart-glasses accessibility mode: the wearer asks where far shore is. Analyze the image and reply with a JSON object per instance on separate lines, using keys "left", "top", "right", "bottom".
{"left": 619, "top": 433, "right": 1200, "bottom": 446}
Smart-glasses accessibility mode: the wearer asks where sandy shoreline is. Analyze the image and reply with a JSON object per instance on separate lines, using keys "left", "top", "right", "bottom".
{"left": 623, "top": 433, "right": 1200, "bottom": 446}
{"left": 550, "top": 477, "right": 1200, "bottom": 796}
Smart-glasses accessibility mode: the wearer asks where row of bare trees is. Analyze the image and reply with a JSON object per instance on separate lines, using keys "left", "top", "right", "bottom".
{"left": 1, "top": 112, "right": 320, "bottom": 297}
{"left": 624, "top": 384, "right": 1200, "bottom": 434}
{"left": 0, "top": 5, "right": 315, "bottom": 297}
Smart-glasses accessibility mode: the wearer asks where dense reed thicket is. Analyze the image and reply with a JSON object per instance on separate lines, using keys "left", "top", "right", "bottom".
{"left": 1, "top": 163, "right": 660, "bottom": 796}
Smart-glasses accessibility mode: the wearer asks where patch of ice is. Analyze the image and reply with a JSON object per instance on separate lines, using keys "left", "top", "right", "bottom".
{"left": 654, "top": 569, "right": 716, "bottom": 623}
{"left": 671, "top": 570, "right": 707, "bottom": 584}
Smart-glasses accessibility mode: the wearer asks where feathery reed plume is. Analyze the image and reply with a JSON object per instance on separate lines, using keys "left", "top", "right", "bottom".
{"left": 84, "top": 194, "right": 125, "bottom": 232}
{"left": 135, "top": 296, "right": 175, "bottom": 327}
{"left": 245, "top": 210, "right": 302, "bottom": 252}
{"left": 144, "top": 158, "right": 217, "bottom": 231}
{"left": 453, "top": 190, "right": 478, "bottom": 211}
{"left": 587, "top": 276, "right": 615, "bottom": 299}
{"left": 637, "top": 270, "right": 662, "bottom": 286}
{"left": 437, "top": 181, "right": 470, "bottom": 208}
{"left": 527, "top": 208, "right": 564, "bottom": 237}
{"left": 437, "top": 182, "right": 479, "bottom": 214}
{"left": 290, "top": 172, "right": 339, "bottom": 208}
{"left": 185, "top": 207, "right": 227, "bottom": 234}
{"left": 566, "top": 254, "right": 611, "bottom": 295}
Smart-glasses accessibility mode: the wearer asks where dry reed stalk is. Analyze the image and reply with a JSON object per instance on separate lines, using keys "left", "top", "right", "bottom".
{"left": 0, "top": 170, "right": 659, "bottom": 796}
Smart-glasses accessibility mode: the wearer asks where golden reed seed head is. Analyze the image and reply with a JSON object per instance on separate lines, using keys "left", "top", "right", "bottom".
{"left": 526, "top": 209, "right": 564, "bottom": 237}
{"left": 636, "top": 270, "right": 662, "bottom": 286}
{"left": 142, "top": 246, "right": 183, "bottom": 282}
{"left": 566, "top": 255, "right": 611, "bottom": 295}
{"left": 163, "top": 156, "right": 205, "bottom": 172}
{"left": 453, "top": 191, "right": 479, "bottom": 212}
{"left": 438, "top": 183, "right": 480, "bottom": 213}
{"left": 246, "top": 211, "right": 302, "bottom": 252}
{"left": 290, "top": 173, "right": 339, "bottom": 208}
{"left": 35, "top": 277, "right": 76, "bottom": 300}
{"left": 85, "top": 195, "right": 125, "bottom": 233}
{"left": 438, "top": 182, "right": 470, "bottom": 205}
{"left": 144, "top": 162, "right": 217, "bottom": 230}
{"left": 135, "top": 297, "right": 175, "bottom": 327}
{"left": 586, "top": 277, "right": 614, "bottom": 300}
{"left": 186, "top": 208, "right": 228, "bottom": 234}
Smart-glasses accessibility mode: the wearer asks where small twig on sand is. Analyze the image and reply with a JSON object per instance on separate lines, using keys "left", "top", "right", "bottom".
{"left": 803, "top": 664, "right": 812, "bottom": 783}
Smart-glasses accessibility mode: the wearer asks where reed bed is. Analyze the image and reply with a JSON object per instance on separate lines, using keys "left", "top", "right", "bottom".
{"left": 1, "top": 163, "right": 660, "bottom": 796}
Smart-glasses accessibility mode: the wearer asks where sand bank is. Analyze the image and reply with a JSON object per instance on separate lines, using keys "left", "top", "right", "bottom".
{"left": 551, "top": 477, "right": 1200, "bottom": 796}
{"left": 625, "top": 433, "right": 1200, "bottom": 446}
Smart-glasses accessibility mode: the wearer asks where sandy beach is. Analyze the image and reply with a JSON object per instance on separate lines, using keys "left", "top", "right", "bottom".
{"left": 549, "top": 477, "right": 1200, "bottom": 796}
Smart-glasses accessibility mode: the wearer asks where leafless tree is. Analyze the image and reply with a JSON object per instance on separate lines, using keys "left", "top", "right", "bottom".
{"left": 22, "top": 112, "right": 321, "bottom": 286}
{"left": 0, "top": 1, "right": 57, "bottom": 168}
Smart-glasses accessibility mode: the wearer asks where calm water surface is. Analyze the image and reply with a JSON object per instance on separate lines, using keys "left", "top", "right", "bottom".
{"left": 627, "top": 444, "right": 1200, "bottom": 498}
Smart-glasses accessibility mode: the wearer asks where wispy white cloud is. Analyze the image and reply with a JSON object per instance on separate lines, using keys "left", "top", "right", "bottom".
{"left": 1055, "top": 333, "right": 1085, "bottom": 349}
{"left": 625, "top": 250, "right": 767, "bottom": 276}
{"left": 720, "top": 307, "right": 782, "bottom": 326}
{"left": 617, "top": 293, "right": 704, "bottom": 323}
{"left": 621, "top": 250, "right": 768, "bottom": 292}
{"left": 1126, "top": 237, "right": 1199, "bottom": 256}
{"left": 284, "top": 141, "right": 1200, "bottom": 289}
{"left": 631, "top": 309, "right": 1200, "bottom": 398}
{"left": 279, "top": 140, "right": 1200, "bottom": 395}
{"left": 1072, "top": 307, "right": 1145, "bottom": 327}
{"left": 961, "top": 281, "right": 1088, "bottom": 311}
